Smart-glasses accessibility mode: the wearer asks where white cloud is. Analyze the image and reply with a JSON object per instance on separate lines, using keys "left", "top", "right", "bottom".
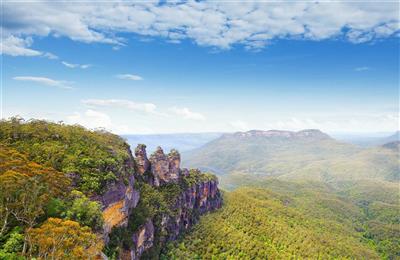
{"left": 2, "top": 1, "right": 398, "bottom": 53}
{"left": 1, "top": 36, "right": 41, "bottom": 56}
{"left": 13, "top": 76, "right": 72, "bottom": 89}
{"left": 82, "top": 99, "right": 157, "bottom": 114}
{"left": 263, "top": 114, "right": 400, "bottom": 133}
{"left": 116, "top": 74, "right": 143, "bottom": 80}
{"left": 354, "top": 66, "right": 370, "bottom": 72}
{"left": 43, "top": 52, "right": 58, "bottom": 59}
{"left": 62, "top": 61, "right": 91, "bottom": 69}
{"left": 0, "top": 36, "right": 57, "bottom": 59}
{"left": 66, "top": 109, "right": 130, "bottom": 133}
{"left": 229, "top": 120, "right": 249, "bottom": 131}
{"left": 169, "top": 107, "right": 206, "bottom": 121}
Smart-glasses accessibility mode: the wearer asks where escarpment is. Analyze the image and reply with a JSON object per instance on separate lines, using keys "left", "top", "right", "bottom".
{"left": 0, "top": 119, "right": 221, "bottom": 259}
{"left": 105, "top": 144, "right": 222, "bottom": 259}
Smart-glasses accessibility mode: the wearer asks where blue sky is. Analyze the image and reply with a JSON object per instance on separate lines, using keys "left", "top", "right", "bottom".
{"left": 2, "top": 1, "right": 399, "bottom": 134}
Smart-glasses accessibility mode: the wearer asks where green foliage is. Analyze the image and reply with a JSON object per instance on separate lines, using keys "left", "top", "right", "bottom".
{"left": 165, "top": 176, "right": 400, "bottom": 259}
{"left": 181, "top": 169, "right": 217, "bottom": 189}
{"left": 164, "top": 184, "right": 381, "bottom": 259}
{"left": 0, "top": 227, "right": 24, "bottom": 258}
{"left": 0, "top": 118, "right": 132, "bottom": 194}
{"left": 128, "top": 183, "right": 170, "bottom": 232}
{"left": 64, "top": 190, "right": 104, "bottom": 231}
{"left": 45, "top": 198, "right": 67, "bottom": 218}
{"left": 105, "top": 226, "right": 132, "bottom": 259}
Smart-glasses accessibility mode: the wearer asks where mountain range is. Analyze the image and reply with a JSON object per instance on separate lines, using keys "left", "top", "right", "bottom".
{"left": 182, "top": 129, "right": 399, "bottom": 188}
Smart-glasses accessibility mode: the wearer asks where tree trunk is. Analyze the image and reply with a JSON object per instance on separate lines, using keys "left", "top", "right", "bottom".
{"left": 0, "top": 211, "right": 9, "bottom": 236}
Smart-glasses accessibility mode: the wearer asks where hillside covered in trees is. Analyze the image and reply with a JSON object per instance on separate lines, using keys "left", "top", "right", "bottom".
{"left": 168, "top": 130, "right": 399, "bottom": 259}
{"left": 183, "top": 130, "right": 399, "bottom": 186}
{"left": 0, "top": 118, "right": 222, "bottom": 259}
{"left": 164, "top": 179, "right": 399, "bottom": 259}
{"left": 0, "top": 118, "right": 398, "bottom": 259}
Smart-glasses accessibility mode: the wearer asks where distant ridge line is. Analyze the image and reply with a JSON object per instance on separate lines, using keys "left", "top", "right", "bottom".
{"left": 228, "top": 129, "right": 331, "bottom": 139}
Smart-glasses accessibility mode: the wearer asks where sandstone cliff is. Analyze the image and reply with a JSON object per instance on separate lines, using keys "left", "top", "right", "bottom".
{"left": 103, "top": 144, "right": 222, "bottom": 259}
{"left": 91, "top": 147, "right": 140, "bottom": 239}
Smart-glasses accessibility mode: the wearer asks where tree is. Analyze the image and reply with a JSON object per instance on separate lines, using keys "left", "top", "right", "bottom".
{"left": 65, "top": 190, "right": 104, "bottom": 231}
{"left": 0, "top": 146, "right": 70, "bottom": 252}
{"left": 28, "top": 218, "right": 103, "bottom": 259}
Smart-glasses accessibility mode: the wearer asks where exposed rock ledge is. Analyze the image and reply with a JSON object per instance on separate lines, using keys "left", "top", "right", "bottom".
{"left": 100, "top": 144, "right": 222, "bottom": 259}
{"left": 126, "top": 177, "right": 221, "bottom": 260}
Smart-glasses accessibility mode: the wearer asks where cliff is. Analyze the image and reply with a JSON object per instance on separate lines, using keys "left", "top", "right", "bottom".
{"left": 89, "top": 147, "right": 140, "bottom": 239}
{"left": 106, "top": 144, "right": 222, "bottom": 259}
{"left": 0, "top": 119, "right": 221, "bottom": 259}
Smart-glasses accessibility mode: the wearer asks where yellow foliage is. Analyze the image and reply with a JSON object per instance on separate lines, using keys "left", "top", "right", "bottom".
{"left": 28, "top": 218, "right": 104, "bottom": 260}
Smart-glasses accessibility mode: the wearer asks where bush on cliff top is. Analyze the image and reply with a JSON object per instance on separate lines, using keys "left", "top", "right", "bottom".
{"left": 0, "top": 117, "right": 132, "bottom": 194}
{"left": 181, "top": 169, "right": 217, "bottom": 189}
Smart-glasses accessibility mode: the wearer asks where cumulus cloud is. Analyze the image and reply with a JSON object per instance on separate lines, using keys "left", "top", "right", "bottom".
{"left": 116, "top": 74, "right": 143, "bottom": 80}
{"left": 169, "top": 107, "right": 206, "bottom": 121}
{"left": 66, "top": 109, "right": 130, "bottom": 133}
{"left": 13, "top": 76, "right": 72, "bottom": 89}
{"left": 82, "top": 99, "right": 157, "bottom": 114}
{"left": 62, "top": 61, "right": 91, "bottom": 69}
{"left": 1, "top": 1, "right": 399, "bottom": 54}
{"left": 263, "top": 114, "right": 399, "bottom": 133}
{"left": 0, "top": 36, "right": 57, "bottom": 59}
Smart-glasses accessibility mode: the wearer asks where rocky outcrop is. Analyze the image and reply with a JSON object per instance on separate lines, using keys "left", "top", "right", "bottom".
{"left": 161, "top": 179, "right": 221, "bottom": 241}
{"left": 129, "top": 220, "right": 155, "bottom": 260}
{"left": 103, "top": 144, "right": 222, "bottom": 259}
{"left": 92, "top": 148, "right": 140, "bottom": 238}
{"left": 127, "top": 178, "right": 222, "bottom": 259}
{"left": 134, "top": 144, "right": 150, "bottom": 175}
{"left": 122, "top": 144, "right": 222, "bottom": 259}
{"left": 149, "top": 146, "right": 182, "bottom": 186}
{"left": 100, "top": 174, "right": 140, "bottom": 237}
{"left": 168, "top": 149, "right": 181, "bottom": 182}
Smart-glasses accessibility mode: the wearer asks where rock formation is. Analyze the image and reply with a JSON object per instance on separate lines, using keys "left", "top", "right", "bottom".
{"left": 134, "top": 144, "right": 150, "bottom": 175}
{"left": 126, "top": 177, "right": 221, "bottom": 259}
{"left": 149, "top": 146, "right": 182, "bottom": 186}
{"left": 100, "top": 144, "right": 222, "bottom": 259}
{"left": 92, "top": 148, "right": 140, "bottom": 239}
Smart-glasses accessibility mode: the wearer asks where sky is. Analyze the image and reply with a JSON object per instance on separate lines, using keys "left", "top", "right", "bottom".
{"left": 1, "top": 0, "right": 399, "bottom": 134}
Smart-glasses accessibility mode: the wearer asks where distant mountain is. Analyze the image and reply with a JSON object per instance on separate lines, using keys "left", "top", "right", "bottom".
{"left": 382, "top": 140, "right": 400, "bottom": 151}
{"left": 122, "top": 132, "right": 222, "bottom": 153}
{"left": 332, "top": 131, "right": 400, "bottom": 147}
{"left": 183, "top": 129, "right": 399, "bottom": 185}
{"left": 379, "top": 131, "right": 400, "bottom": 145}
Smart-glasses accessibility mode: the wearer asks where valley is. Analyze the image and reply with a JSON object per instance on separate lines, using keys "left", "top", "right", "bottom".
{"left": 0, "top": 119, "right": 398, "bottom": 259}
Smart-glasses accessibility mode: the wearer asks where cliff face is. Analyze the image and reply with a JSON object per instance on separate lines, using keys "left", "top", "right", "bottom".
{"left": 162, "top": 178, "right": 222, "bottom": 241}
{"left": 127, "top": 178, "right": 221, "bottom": 260}
{"left": 94, "top": 148, "right": 140, "bottom": 238}
{"left": 103, "top": 144, "right": 222, "bottom": 259}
